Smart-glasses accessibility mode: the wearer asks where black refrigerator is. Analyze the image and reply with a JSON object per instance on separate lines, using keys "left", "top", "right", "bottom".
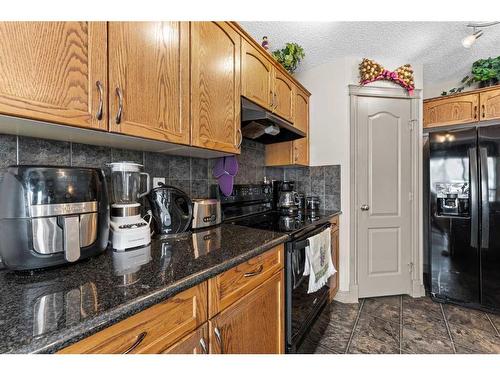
{"left": 427, "top": 125, "right": 500, "bottom": 311}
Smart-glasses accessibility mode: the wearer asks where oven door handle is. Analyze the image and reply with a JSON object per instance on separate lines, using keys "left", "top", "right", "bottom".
{"left": 291, "top": 223, "right": 331, "bottom": 251}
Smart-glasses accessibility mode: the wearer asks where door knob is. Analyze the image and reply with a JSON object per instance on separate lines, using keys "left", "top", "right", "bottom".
{"left": 360, "top": 204, "right": 369, "bottom": 211}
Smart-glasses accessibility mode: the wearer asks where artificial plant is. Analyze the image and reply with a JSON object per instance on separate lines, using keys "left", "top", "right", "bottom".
{"left": 272, "top": 43, "right": 305, "bottom": 74}
{"left": 442, "top": 56, "right": 500, "bottom": 96}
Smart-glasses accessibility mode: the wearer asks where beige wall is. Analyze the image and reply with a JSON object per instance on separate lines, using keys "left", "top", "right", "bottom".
{"left": 424, "top": 77, "right": 483, "bottom": 99}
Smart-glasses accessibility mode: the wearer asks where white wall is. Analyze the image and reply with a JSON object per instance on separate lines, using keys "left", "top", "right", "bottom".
{"left": 295, "top": 57, "right": 423, "bottom": 296}
{"left": 295, "top": 62, "right": 351, "bottom": 292}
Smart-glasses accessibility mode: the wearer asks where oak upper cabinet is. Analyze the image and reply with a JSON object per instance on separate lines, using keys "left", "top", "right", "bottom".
{"left": 265, "top": 86, "right": 310, "bottom": 166}
{"left": 190, "top": 22, "right": 242, "bottom": 154}
{"left": 108, "top": 22, "right": 190, "bottom": 144}
{"left": 241, "top": 39, "right": 273, "bottom": 110}
{"left": 293, "top": 89, "right": 310, "bottom": 166}
{"left": 0, "top": 22, "right": 107, "bottom": 130}
{"left": 209, "top": 271, "right": 285, "bottom": 354}
{"left": 480, "top": 89, "right": 500, "bottom": 121}
{"left": 272, "top": 68, "right": 295, "bottom": 122}
{"left": 423, "top": 93, "right": 479, "bottom": 128}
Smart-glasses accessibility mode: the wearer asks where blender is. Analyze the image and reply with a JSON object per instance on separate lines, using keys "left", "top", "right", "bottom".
{"left": 108, "top": 161, "right": 151, "bottom": 251}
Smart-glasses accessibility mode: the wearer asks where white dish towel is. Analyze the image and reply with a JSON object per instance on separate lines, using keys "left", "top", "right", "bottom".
{"left": 303, "top": 227, "right": 337, "bottom": 294}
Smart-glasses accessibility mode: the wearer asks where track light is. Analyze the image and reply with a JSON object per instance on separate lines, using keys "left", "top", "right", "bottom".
{"left": 462, "top": 22, "right": 500, "bottom": 49}
{"left": 462, "top": 30, "right": 483, "bottom": 48}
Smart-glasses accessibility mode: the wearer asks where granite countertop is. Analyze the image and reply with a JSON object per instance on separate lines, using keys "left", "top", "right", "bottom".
{"left": 0, "top": 224, "right": 288, "bottom": 354}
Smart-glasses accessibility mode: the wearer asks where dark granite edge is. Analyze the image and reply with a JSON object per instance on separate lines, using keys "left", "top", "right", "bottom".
{"left": 24, "top": 232, "right": 288, "bottom": 354}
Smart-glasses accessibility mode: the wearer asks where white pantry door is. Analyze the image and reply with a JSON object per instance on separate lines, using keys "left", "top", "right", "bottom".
{"left": 356, "top": 95, "right": 413, "bottom": 298}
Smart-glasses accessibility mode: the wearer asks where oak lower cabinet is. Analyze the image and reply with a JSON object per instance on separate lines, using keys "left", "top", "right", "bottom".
{"left": 190, "top": 22, "right": 242, "bottom": 154}
{"left": 0, "top": 22, "right": 107, "bottom": 130}
{"left": 329, "top": 216, "right": 340, "bottom": 301}
{"left": 58, "top": 282, "right": 208, "bottom": 354}
{"left": 58, "top": 244, "right": 285, "bottom": 354}
{"left": 108, "top": 22, "right": 190, "bottom": 144}
{"left": 161, "top": 324, "right": 209, "bottom": 354}
{"left": 209, "top": 271, "right": 285, "bottom": 354}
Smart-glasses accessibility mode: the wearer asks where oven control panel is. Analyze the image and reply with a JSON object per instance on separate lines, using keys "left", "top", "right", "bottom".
{"left": 210, "top": 184, "right": 273, "bottom": 204}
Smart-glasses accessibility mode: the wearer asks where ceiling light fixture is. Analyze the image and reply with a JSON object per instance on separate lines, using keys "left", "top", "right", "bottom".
{"left": 462, "top": 21, "right": 500, "bottom": 48}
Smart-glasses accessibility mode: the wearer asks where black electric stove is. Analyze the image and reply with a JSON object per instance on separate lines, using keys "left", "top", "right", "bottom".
{"left": 211, "top": 183, "right": 332, "bottom": 353}
{"left": 226, "top": 210, "right": 328, "bottom": 237}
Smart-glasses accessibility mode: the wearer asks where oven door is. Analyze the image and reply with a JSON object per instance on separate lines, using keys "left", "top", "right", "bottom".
{"left": 286, "top": 223, "right": 331, "bottom": 353}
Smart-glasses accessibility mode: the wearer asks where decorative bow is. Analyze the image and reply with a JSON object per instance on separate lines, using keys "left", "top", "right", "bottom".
{"left": 359, "top": 58, "right": 415, "bottom": 95}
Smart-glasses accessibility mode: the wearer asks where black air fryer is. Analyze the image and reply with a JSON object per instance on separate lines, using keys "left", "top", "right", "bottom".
{"left": 0, "top": 166, "right": 110, "bottom": 270}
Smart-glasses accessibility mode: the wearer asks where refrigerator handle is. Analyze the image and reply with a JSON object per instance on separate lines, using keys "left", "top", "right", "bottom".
{"left": 480, "top": 147, "right": 489, "bottom": 249}
{"left": 470, "top": 147, "right": 479, "bottom": 249}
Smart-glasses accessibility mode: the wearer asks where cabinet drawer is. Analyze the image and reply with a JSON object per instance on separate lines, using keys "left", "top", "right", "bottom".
{"left": 208, "top": 244, "right": 284, "bottom": 317}
{"left": 160, "top": 323, "right": 208, "bottom": 354}
{"left": 59, "top": 282, "right": 207, "bottom": 354}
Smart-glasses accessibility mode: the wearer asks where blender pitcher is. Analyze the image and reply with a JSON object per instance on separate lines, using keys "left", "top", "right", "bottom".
{"left": 108, "top": 162, "right": 150, "bottom": 204}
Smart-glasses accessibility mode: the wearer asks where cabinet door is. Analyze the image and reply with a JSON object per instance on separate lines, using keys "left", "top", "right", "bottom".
{"left": 292, "top": 89, "right": 309, "bottom": 166}
{"left": 272, "top": 68, "right": 295, "bottom": 122}
{"left": 480, "top": 89, "right": 500, "bottom": 121}
{"left": 108, "top": 22, "right": 190, "bottom": 144}
{"left": 265, "top": 142, "right": 293, "bottom": 166}
{"left": 161, "top": 324, "right": 208, "bottom": 354}
{"left": 0, "top": 22, "right": 107, "bottom": 129}
{"left": 241, "top": 39, "right": 272, "bottom": 110}
{"left": 423, "top": 94, "right": 479, "bottom": 128}
{"left": 209, "top": 271, "right": 284, "bottom": 354}
{"left": 329, "top": 222, "right": 340, "bottom": 301}
{"left": 191, "top": 22, "right": 241, "bottom": 154}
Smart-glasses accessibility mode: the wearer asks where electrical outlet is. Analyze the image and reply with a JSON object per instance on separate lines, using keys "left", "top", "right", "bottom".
{"left": 153, "top": 177, "right": 166, "bottom": 187}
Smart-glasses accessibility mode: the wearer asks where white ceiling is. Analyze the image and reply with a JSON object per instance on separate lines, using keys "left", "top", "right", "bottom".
{"left": 240, "top": 22, "right": 500, "bottom": 85}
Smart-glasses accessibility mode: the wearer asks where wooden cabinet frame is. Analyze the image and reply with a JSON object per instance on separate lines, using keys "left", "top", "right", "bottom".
{"left": 424, "top": 86, "right": 500, "bottom": 128}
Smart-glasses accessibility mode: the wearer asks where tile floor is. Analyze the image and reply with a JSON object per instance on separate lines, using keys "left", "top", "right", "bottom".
{"left": 299, "top": 295, "right": 500, "bottom": 354}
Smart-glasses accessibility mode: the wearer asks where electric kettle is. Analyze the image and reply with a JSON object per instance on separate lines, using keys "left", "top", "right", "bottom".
{"left": 147, "top": 184, "right": 193, "bottom": 237}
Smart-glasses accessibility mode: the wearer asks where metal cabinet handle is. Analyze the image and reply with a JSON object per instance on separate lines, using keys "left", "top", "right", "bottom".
{"left": 474, "top": 105, "right": 478, "bottom": 119}
{"left": 360, "top": 204, "right": 369, "bottom": 211}
{"left": 270, "top": 91, "right": 275, "bottom": 108}
{"left": 214, "top": 327, "right": 224, "bottom": 354}
{"left": 274, "top": 92, "right": 278, "bottom": 109}
{"left": 236, "top": 128, "right": 243, "bottom": 149}
{"left": 199, "top": 337, "right": 208, "bottom": 354}
{"left": 482, "top": 104, "right": 486, "bottom": 118}
{"left": 244, "top": 264, "right": 264, "bottom": 277}
{"left": 123, "top": 332, "right": 147, "bottom": 354}
{"left": 115, "top": 87, "right": 123, "bottom": 124}
{"left": 96, "top": 81, "right": 104, "bottom": 121}
{"left": 469, "top": 147, "right": 478, "bottom": 248}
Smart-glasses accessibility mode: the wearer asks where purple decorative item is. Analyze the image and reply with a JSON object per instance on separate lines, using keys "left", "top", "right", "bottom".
{"left": 213, "top": 156, "right": 239, "bottom": 196}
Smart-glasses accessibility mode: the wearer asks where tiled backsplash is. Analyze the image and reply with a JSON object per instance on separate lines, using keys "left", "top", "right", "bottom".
{"left": 265, "top": 165, "right": 341, "bottom": 211}
{"left": 0, "top": 134, "right": 340, "bottom": 210}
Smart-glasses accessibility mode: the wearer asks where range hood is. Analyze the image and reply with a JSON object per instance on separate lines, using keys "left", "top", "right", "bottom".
{"left": 241, "top": 97, "right": 306, "bottom": 144}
